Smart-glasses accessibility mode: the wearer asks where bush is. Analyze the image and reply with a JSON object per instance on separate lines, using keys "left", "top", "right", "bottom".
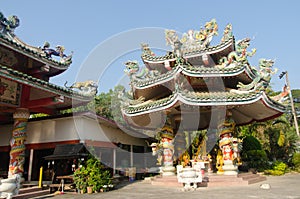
{"left": 242, "top": 135, "right": 262, "bottom": 151}
{"left": 264, "top": 169, "right": 285, "bottom": 176}
{"left": 273, "top": 161, "right": 287, "bottom": 172}
{"left": 243, "top": 150, "right": 269, "bottom": 172}
{"left": 292, "top": 153, "right": 300, "bottom": 172}
{"left": 73, "top": 155, "right": 112, "bottom": 193}
{"left": 264, "top": 161, "right": 287, "bottom": 176}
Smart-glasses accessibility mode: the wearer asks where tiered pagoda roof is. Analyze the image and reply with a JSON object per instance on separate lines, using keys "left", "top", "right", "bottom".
{"left": 0, "top": 12, "right": 95, "bottom": 123}
{"left": 121, "top": 19, "right": 286, "bottom": 130}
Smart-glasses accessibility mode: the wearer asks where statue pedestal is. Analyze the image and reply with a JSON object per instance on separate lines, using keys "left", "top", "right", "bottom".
{"left": 222, "top": 160, "right": 238, "bottom": 175}
{"left": 0, "top": 174, "right": 21, "bottom": 199}
{"left": 162, "top": 166, "right": 176, "bottom": 176}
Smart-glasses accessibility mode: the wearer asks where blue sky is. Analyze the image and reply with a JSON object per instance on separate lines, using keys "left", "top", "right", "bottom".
{"left": 1, "top": 0, "right": 300, "bottom": 93}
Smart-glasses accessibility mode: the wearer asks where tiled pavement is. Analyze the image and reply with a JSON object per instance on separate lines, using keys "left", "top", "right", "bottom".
{"left": 51, "top": 173, "right": 300, "bottom": 199}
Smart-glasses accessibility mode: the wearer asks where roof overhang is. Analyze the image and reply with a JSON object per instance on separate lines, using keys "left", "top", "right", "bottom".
{"left": 0, "top": 64, "right": 93, "bottom": 123}
{"left": 122, "top": 91, "right": 286, "bottom": 130}
{"left": 44, "top": 143, "right": 88, "bottom": 160}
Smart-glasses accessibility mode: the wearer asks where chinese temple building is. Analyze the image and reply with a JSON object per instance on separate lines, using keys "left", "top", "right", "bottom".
{"left": 0, "top": 12, "right": 153, "bottom": 198}
{"left": 0, "top": 12, "right": 97, "bottom": 196}
{"left": 121, "top": 19, "right": 286, "bottom": 177}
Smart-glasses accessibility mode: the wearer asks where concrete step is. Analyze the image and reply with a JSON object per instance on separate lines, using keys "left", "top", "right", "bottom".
{"left": 13, "top": 189, "right": 50, "bottom": 199}
{"left": 206, "top": 172, "right": 266, "bottom": 187}
{"left": 206, "top": 180, "right": 249, "bottom": 187}
{"left": 237, "top": 172, "right": 267, "bottom": 184}
{"left": 18, "top": 186, "right": 42, "bottom": 194}
{"left": 150, "top": 176, "right": 182, "bottom": 187}
{"left": 247, "top": 175, "right": 267, "bottom": 184}
{"left": 207, "top": 174, "right": 244, "bottom": 182}
{"left": 237, "top": 172, "right": 257, "bottom": 177}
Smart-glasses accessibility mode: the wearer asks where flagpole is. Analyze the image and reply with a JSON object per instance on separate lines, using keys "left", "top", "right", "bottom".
{"left": 282, "top": 71, "right": 299, "bottom": 136}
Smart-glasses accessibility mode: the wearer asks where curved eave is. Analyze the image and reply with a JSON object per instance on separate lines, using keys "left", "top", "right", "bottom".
{"left": 180, "top": 63, "right": 255, "bottom": 78}
{"left": 122, "top": 91, "right": 286, "bottom": 129}
{"left": 131, "top": 63, "right": 256, "bottom": 91}
{"left": 142, "top": 37, "right": 234, "bottom": 64}
{"left": 131, "top": 67, "right": 180, "bottom": 90}
{"left": 0, "top": 35, "right": 71, "bottom": 70}
{"left": 0, "top": 64, "right": 92, "bottom": 102}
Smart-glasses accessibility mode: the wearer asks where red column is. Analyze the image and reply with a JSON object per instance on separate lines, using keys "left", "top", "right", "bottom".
{"left": 8, "top": 108, "right": 30, "bottom": 177}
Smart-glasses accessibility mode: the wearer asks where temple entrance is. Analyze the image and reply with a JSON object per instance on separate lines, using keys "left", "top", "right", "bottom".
{"left": 31, "top": 149, "right": 54, "bottom": 181}
{"left": 0, "top": 152, "right": 9, "bottom": 178}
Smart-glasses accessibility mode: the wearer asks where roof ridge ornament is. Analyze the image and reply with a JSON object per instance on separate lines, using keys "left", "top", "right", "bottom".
{"left": 41, "top": 42, "right": 73, "bottom": 65}
{"left": 217, "top": 38, "right": 256, "bottom": 69}
{"left": 64, "top": 80, "right": 98, "bottom": 96}
{"left": 0, "top": 12, "right": 20, "bottom": 35}
{"left": 141, "top": 43, "right": 155, "bottom": 56}
{"left": 221, "top": 23, "right": 233, "bottom": 43}
{"left": 124, "top": 60, "right": 160, "bottom": 80}
{"left": 165, "top": 19, "right": 218, "bottom": 51}
{"left": 235, "top": 59, "right": 277, "bottom": 92}
{"left": 0, "top": 12, "right": 73, "bottom": 66}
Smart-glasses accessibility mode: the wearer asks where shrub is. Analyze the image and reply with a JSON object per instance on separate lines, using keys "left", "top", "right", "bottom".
{"left": 73, "top": 166, "right": 88, "bottom": 193}
{"left": 243, "top": 149, "right": 269, "bottom": 172}
{"left": 242, "top": 135, "right": 262, "bottom": 151}
{"left": 292, "top": 153, "right": 300, "bottom": 172}
{"left": 264, "top": 161, "right": 287, "bottom": 176}
{"left": 273, "top": 161, "right": 287, "bottom": 172}
{"left": 73, "top": 155, "right": 112, "bottom": 193}
{"left": 264, "top": 169, "right": 285, "bottom": 176}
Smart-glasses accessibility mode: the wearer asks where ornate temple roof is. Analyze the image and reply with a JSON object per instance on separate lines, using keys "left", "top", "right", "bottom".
{"left": 0, "top": 12, "right": 96, "bottom": 123}
{"left": 0, "top": 64, "right": 93, "bottom": 100}
{"left": 0, "top": 12, "right": 73, "bottom": 78}
{"left": 129, "top": 62, "right": 256, "bottom": 89}
{"left": 121, "top": 19, "right": 287, "bottom": 130}
{"left": 0, "top": 63, "right": 95, "bottom": 121}
{"left": 0, "top": 34, "right": 72, "bottom": 68}
{"left": 142, "top": 36, "right": 234, "bottom": 64}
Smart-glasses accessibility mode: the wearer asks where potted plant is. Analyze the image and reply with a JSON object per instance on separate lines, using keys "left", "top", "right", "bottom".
{"left": 74, "top": 155, "right": 113, "bottom": 194}
{"left": 87, "top": 175, "right": 96, "bottom": 194}
{"left": 73, "top": 166, "right": 88, "bottom": 194}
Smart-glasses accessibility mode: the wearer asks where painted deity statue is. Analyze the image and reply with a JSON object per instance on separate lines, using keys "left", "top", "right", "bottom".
{"left": 232, "top": 138, "right": 242, "bottom": 165}
{"left": 149, "top": 124, "right": 175, "bottom": 167}
{"left": 222, "top": 144, "right": 233, "bottom": 161}
{"left": 149, "top": 142, "right": 163, "bottom": 166}
{"left": 217, "top": 111, "right": 241, "bottom": 175}
{"left": 216, "top": 149, "right": 224, "bottom": 174}
{"left": 161, "top": 135, "right": 174, "bottom": 167}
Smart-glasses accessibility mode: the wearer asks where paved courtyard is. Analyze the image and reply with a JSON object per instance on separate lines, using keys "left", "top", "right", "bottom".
{"left": 51, "top": 173, "right": 300, "bottom": 199}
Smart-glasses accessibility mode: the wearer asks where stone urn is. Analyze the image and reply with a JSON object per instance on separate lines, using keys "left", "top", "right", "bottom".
{"left": 181, "top": 168, "right": 197, "bottom": 178}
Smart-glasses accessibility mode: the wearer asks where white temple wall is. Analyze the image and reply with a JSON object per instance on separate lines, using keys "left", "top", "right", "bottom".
{"left": 77, "top": 116, "right": 146, "bottom": 146}
{"left": 0, "top": 115, "right": 146, "bottom": 147}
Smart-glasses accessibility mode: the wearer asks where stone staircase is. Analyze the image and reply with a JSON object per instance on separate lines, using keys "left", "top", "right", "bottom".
{"left": 12, "top": 186, "right": 51, "bottom": 199}
{"left": 146, "top": 172, "right": 266, "bottom": 188}
{"left": 204, "top": 172, "right": 267, "bottom": 187}
{"left": 149, "top": 175, "right": 182, "bottom": 187}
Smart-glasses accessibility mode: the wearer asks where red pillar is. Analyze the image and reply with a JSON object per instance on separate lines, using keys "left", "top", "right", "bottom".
{"left": 8, "top": 108, "right": 30, "bottom": 177}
